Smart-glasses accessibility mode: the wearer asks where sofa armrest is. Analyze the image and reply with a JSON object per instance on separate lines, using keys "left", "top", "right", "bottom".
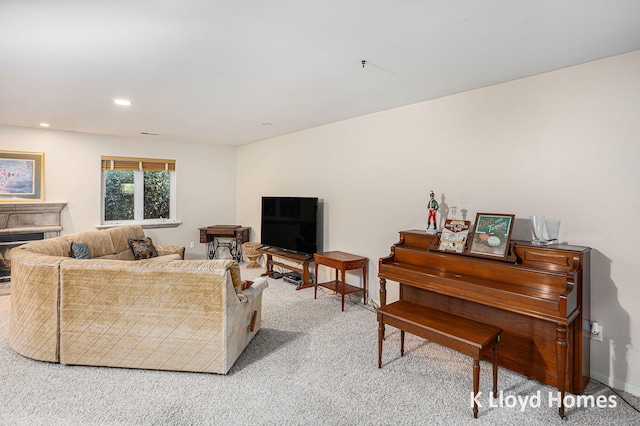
{"left": 156, "top": 244, "right": 185, "bottom": 259}
{"left": 237, "top": 277, "right": 269, "bottom": 303}
{"left": 8, "top": 248, "right": 65, "bottom": 363}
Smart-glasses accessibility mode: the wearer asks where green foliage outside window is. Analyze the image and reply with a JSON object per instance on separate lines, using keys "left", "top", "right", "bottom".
{"left": 104, "top": 170, "right": 134, "bottom": 221}
{"left": 144, "top": 170, "right": 170, "bottom": 219}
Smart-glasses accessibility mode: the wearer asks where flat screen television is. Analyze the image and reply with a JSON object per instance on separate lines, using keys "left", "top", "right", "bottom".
{"left": 261, "top": 196, "right": 319, "bottom": 255}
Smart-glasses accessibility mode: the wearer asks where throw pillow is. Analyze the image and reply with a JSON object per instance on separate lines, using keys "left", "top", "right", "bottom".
{"left": 242, "top": 280, "right": 254, "bottom": 290}
{"left": 128, "top": 237, "right": 159, "bottom": 260}
{"left": 229, "top": 263, "right": 243, "bottom": 294}
{"left": 70, "top": 241, "right": 91, "bottom": 259}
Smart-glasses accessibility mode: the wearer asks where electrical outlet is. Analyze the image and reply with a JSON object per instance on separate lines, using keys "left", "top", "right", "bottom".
{"left": 589, "top": 321, "right": 603, "bottom": 342}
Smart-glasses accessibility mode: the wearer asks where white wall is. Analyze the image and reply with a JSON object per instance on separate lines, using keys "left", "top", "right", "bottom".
{"left": 0, "top": 125, "right": 237, "bottom": 259}
{"left": 237, "top": 51, "right": 640, "bottom": 394}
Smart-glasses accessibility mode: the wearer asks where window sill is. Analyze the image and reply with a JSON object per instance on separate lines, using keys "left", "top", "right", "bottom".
{"left": 96, "top": 220, "right": 182, "bottom": 230}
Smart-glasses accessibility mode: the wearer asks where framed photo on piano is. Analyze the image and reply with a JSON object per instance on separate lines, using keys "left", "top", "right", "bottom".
{"left": 469, "top": 213, "right": 514, "bottom": 260}
{"left": 438, "top": 219, "right": 471, "bottom": 253}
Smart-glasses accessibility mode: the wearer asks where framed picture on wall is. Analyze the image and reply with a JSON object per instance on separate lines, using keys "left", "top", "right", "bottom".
{"left": 468, "top": 213, "right": 514, "bottom": 259}
{"left": 0, "top": 150, "right": 44, "bottom": 202}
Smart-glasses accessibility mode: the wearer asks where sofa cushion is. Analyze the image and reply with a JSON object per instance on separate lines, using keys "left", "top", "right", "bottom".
{"left": 70, "top": 242, "right": 91, "bottom": 259}
{"left": 157, "top": 244, "right": 185, "bottom": 259}
{"left": 65, "top": 231, "right": 116, "bottom": 259}
{"left": 105, "top": 225, "right": 146, "bottom": 260}
{"left": 128, "top": 237, "right": 159, "bottom": 260}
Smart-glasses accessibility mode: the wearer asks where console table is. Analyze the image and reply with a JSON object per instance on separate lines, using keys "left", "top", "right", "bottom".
{"left": 260, "top": 247, "right": 314, "bottom": 290}
{"left": 199, "top": 225, "right": 250, "bottom": 262}
{"left": 314, "top": 251, "right": 367, "bottom": 311}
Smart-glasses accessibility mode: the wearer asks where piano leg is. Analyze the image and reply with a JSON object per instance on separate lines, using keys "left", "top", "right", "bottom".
{"left": 492, "top": 345, "right": 498, "bottom": 397}
{"left": 473, "top": 358, "right": 480, "bottom": 419}
{"left": 379, "top": 278, "right": 387, "bottom": 307}
{"left": 380, "top": 278, "right": 387, "bottom": 340}
{"left": 556, "top": 325, "right": 569, "bottom": 420}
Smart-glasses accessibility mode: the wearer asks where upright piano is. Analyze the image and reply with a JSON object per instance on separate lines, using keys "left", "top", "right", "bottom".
{"left": 378, "top": 230, "right": 590, "bottom": 417}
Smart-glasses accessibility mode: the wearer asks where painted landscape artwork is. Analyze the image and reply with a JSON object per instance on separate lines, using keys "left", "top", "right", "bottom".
{"left": 0, "top": 159, "right": 35, "bottom": 195}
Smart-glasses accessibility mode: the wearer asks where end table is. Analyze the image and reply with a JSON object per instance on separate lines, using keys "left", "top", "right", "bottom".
{"left": 314, "top": 251, "right": 367, "bottom": 311}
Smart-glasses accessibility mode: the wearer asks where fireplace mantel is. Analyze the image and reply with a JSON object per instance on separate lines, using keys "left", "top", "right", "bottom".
{"left": 0, "top": 202, "right": 67, "bottom": 238}
{"left": 0, "top": 202, "right": 67, "bottom": 292}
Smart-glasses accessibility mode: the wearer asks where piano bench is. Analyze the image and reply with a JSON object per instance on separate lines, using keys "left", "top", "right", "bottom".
{"left": 377, "top": 300, "right": 502, "bottom": 419}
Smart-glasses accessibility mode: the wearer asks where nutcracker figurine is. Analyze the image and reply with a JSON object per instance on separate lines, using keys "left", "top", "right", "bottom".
{"left": 427, "top": 190, "right": 439, "bottom": 234}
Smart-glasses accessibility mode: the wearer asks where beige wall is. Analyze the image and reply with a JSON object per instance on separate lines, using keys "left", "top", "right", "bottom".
{"left": 0, "top": 125, "right": 237, "bottom": 259}
{"left": 237, "top": 51, "right": 640, "bottom": 394}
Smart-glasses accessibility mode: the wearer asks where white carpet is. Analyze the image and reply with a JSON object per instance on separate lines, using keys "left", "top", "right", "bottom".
{"left": 1, "top": 265, "right": 639, "bottom": 425}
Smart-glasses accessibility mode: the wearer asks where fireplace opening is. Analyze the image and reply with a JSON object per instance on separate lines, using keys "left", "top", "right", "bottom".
{"left": 0, "top": 232, "right": 45, "bottom": 282}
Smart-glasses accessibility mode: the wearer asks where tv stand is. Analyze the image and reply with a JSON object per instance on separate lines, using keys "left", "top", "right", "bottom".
{"left": 259, "top": 247, "right": 313, "bottom": 290}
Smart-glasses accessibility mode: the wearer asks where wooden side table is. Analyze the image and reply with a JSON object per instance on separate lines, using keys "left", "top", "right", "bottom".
{"left": 314, "top": 251, "right": 367, "bottom": 311}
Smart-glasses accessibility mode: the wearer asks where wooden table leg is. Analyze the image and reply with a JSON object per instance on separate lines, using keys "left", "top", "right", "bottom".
{"left": 314, "top": 262, "right": 319, "bottom": 300}
{"left": 341, "top": 267, "right": 346, "bottom": 311}
{"left": 363, "top": 262, "right": 367, "bottom": 305}
{"left": 378, "top": 318, "right": 384, "bottom": 368}
{"left": 400, "top": 330, "right": 405, "bottom": 357}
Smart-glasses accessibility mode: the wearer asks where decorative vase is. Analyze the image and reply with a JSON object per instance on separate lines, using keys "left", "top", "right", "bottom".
{"left": 242, "top": 242, "right": 263, "bottom": 268}
{"left": 530, "top": 215, "right": 546, "bottom": 245}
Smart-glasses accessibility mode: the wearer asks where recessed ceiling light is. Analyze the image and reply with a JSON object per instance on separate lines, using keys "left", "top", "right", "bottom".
{"left": 114, "top": 99, "right": 132, "bottom": 106}
{"left": 261, "top": 122, "right": 272, "bottom": 126}
{"left": 39, "top": 123, "right": 50, "bottom": 127}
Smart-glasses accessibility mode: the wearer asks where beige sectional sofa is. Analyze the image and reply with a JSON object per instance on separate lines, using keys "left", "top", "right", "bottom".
{"left": 8, "top": 225, "right": 266, "bottom": 374}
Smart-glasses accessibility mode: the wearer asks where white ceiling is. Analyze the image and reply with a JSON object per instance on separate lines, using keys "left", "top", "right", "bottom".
{"left": 1, "top": 1, "right": 639, "bottom": 146}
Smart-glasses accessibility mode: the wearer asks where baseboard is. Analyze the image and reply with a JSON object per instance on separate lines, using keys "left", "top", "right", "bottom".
{"left": 591, "top": 371, "right": 640, "bottom": 397}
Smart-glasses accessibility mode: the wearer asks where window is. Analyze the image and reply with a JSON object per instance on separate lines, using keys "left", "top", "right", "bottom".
{"left": 101, "top": 156, "right": 177, "bottom": 226}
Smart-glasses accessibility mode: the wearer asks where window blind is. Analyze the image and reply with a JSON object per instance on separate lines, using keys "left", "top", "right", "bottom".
{"left": 101, "top": 156, "right": 176, "bottom": 172}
